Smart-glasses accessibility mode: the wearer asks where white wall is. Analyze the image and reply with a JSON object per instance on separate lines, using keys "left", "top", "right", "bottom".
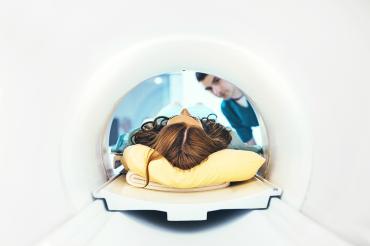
{"left": 0, "top": 0, "right": 370, "bottom": 245}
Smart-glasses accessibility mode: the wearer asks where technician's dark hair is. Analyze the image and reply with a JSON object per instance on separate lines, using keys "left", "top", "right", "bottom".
{"left": 130, "top": 114, "right": 232, "bottom": 187}
{"left": 195, "top": 72, "right": 209, "bottom": 82}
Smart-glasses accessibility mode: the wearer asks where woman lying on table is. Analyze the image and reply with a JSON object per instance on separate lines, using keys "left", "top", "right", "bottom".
{"left": 112, "top": 107, "right": 262, "bottom": 187}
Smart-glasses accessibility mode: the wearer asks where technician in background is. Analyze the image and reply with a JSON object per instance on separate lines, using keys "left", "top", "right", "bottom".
{"left": 196, "top": 72, "right": 259, "bottom": 145}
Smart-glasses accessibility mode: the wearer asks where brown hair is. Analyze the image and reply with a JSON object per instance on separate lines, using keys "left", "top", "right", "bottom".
{"left": 131, "top": 114, "right": 232, "bottom": 187}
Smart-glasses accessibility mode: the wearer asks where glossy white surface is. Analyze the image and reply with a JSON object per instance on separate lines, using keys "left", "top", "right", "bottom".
{"left": 1, "top": 0, "right": 370, "bottom": 245}
{"left": 38, "top": 199, "right": 350, "bottom": 246}
{"left": 61, "top": 36, "right": 312, "bottom": 211}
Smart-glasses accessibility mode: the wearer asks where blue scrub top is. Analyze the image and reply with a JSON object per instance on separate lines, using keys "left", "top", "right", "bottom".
{"left": 221, "top": 99, "right": 259, "bottom": 142}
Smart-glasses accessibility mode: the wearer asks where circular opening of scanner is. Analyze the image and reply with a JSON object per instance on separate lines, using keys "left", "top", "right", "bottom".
{"left": 61, "top": 37, "right": 312, "bottom": 212}
{"left": 103, "top": 71, "right": 270, "bottom": 179}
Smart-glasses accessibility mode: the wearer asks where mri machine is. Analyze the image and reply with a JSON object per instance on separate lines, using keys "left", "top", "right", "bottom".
{"left": 1, "top": 0, "right": 370, "bottom": 245}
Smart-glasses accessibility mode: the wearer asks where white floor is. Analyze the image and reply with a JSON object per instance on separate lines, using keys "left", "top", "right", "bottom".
{"left": 38, "top": 199, "right": 351, "bottom": 246}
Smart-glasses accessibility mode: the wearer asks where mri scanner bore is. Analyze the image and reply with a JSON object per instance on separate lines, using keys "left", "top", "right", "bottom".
{"left": 105, "top": 70, "right": 268, "bottom": 180}
{"left": 93, "top": 70, "right": 281, "bottom": 221}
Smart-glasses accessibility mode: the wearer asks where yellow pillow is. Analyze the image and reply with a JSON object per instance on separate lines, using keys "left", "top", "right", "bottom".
{"left": 121, "top": 144, "right": 265, "bottom": 188}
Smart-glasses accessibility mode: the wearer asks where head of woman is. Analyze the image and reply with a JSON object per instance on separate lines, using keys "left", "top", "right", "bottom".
{"left": 131, "top": 108, "right": 232, "bottom": 187}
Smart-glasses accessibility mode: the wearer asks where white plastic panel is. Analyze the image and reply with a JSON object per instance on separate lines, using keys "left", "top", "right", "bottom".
{"left": 61, "top": 37, "right": 312, "bottom": 212}
{"left": 2, "top": 1, "right": 370, "bottom": 245}
{"left": 93, "top": 175, "right": 282, "bottom": 221}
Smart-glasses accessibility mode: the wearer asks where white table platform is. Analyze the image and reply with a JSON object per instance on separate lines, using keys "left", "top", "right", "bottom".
{"left": 93, "top": 174, "right": 282, "bottom": 221}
